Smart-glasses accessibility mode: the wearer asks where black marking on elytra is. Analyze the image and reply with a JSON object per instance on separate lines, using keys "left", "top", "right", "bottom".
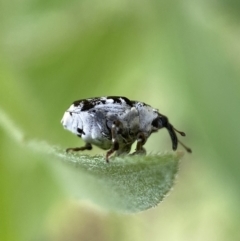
{"left": 69, "top": 112, "right": 73, "bottom": 116}
{"left": 73, "top": 99, "right": 96, "bottom": 111}
{"left": 81, "top": 100, "right": 95, "bottom": 111}
{"left": 73, "top": 100, "right": 84, "bottom": 107}
{"left": 77, "top": 128, "right": 85, "bottom": 135}
{"left": 106, "top": 96, "right": 122, "bottom": 104}
{"left": 74, "top": 97, "right": 133, "bottom": 110}
{"left": 107, "top": 96, "right": 133, "bottom": 106}
{"left": 73, "top": 99, "right": 84, "bottom": 107}
{"left": 73, "top": 98, "right": 111, "bottom": 111}
{"left": 100, "top": 99, "right": 106, "bottom": 104}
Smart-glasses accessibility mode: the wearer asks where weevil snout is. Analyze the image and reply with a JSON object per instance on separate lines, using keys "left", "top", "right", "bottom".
{"left": 159, "top": 115, "right": 192, "bottom": 153}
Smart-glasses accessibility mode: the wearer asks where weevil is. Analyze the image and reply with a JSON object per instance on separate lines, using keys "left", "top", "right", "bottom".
{"left": 61, "top": 96, "right": 191, "bottom": 162}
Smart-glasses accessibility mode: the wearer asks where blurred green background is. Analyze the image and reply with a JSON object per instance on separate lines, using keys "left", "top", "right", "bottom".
{"left": 1, "top": 0, "right": 240, "bottom": 240}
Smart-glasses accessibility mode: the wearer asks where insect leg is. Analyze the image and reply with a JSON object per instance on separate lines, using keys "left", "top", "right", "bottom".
{"left": 66, "top": 143, "right": 92, "bottom": 153}
{"left": 132, "top": 132, "right": 147, "bottom": 155}
{"left": 106, "top": 120, "right": 122, "bottom": 163}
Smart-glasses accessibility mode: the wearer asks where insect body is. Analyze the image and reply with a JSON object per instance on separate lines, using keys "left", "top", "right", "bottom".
{"left": 61, "top": 96, "right": 191, "bottom": 162}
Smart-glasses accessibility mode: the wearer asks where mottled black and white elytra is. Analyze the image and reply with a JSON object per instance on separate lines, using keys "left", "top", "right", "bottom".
{"left": 61, "top": 96, "right": 191, "bottom": 162}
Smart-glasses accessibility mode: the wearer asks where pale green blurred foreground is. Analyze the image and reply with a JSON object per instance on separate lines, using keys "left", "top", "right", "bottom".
{"left": 1, "top": 0, "right": 240, "bottom": 241}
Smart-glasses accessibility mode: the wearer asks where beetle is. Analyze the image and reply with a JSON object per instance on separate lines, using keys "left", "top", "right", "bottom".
{"left": 61, "top": 96, "right": 191, "bottom": 162}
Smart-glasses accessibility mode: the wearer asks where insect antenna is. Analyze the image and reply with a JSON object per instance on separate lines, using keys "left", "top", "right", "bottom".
{"left": 173, "top": 127, "right": 186, "bottom": 136}
{"left": 173, "top": 127, "right": 192, "bottom": 153}
{"left": 178, "top": 139, "right": 192, "bottom": 153}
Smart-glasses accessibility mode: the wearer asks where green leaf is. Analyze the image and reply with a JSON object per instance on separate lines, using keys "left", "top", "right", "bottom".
{"left": 0, "top": 108, "right": 182, "bottom": 213}
{"left": 47, "top": 149, "right": 181, "bottom": 213}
